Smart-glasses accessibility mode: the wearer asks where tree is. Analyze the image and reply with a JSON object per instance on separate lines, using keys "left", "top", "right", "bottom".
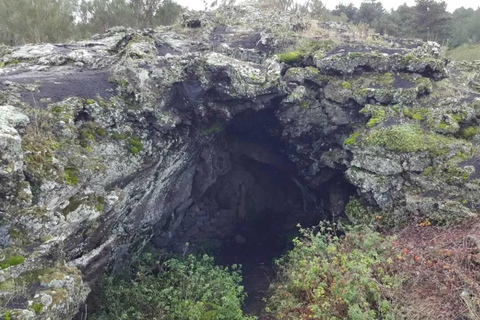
{"left": 413, "top": 0, "right": 451, "bottom": 42}
{"left": 390, "top": 4, "right": 417, "bottom": 37}
{"left": 332, "top": 3, "right": 358, "bottom": 21}
{"left": 450, "top": 7, "right": 480, "bottom": 47}
{"left": 308, "top": 0, "right": 328, "bottom": 18}
{"left": 356, "top": 0, "right": 385, "bottom": 24}
{"left": 0, "top": 0, "right": 77, "bottom": 45}
{"left": 78, "top": 0, "right": 183, "bottom": 36}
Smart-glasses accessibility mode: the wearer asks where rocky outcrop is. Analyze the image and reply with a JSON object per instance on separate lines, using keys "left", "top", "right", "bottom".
{"left": 0, "top": 4, "right": 479, "bottom": 319}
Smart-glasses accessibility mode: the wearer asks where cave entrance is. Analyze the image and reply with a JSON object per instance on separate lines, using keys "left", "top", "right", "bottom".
{"left": 151, "top": 109, "right": 354, "bottom": 317}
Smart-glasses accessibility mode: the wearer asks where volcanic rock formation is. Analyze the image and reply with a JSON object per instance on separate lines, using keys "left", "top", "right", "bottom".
{"left": 0, "top": 4, "right": 480, "bottom": 319}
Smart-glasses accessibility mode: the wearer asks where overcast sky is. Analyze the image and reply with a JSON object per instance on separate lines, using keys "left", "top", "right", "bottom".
{"left": 176, "top": 0, "right": 479, "bottom": 12}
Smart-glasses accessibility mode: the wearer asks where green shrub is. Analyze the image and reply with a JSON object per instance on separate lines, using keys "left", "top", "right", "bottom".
{"left": 92, "top": 254, "right": 255, "bottom": 320}
{"left": 460, "top": 126, "right": 479, "bottom": 139}
{"left": 265, "top": 223, "right": 400, "bottom": 320}
{"left": 32, "top": 303, "right": 43, "bottom": 314}
{"left": 128, "top": 136, "right": 143, "bottom": 155}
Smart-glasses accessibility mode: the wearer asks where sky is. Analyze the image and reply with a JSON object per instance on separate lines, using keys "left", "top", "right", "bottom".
{"left": 176, "top": 0, "right": 480, "bottom": 12}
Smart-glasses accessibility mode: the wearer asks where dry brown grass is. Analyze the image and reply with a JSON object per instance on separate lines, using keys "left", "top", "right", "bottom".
{"left": 390, "top": 218, "right": 480, "bottom": 319}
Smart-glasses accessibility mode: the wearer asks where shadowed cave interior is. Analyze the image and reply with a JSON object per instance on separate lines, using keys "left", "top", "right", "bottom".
{"left": 149, "top": 109, "right": 356, "bottom": 316}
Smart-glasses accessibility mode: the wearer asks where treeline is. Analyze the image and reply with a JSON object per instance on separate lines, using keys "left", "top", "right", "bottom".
{"left": 1, "top": 0, "right": 479, "bottom": 49}
{"left": 0, "top": 0, "right": 184, "bottom": 46}
{"left": 330, "top": 0, "right": 480, "bottom": 48}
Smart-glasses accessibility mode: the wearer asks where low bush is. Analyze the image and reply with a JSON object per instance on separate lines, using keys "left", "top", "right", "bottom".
{"left": 265, "top": 223, "right": 401, "bottom": 320}
{"left": 92, "top": 253, "right": 255, "bottom": 320}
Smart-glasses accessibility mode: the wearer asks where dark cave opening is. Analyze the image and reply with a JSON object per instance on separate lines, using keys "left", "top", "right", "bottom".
{"left": 151, "top": 108, "right": 356, "bottom": 317}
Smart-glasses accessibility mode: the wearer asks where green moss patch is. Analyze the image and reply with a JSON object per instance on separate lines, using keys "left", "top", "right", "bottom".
{"left": 0, "top": 279, "right": 15, "bottom": 291}
{"left": 111, "top": 132, "right": 128, "bottom": 140}
{"left": 366, "top": 109, "right": 386, "bottom": 128}
{"left": 0, "top": 255, "right": 25, "bottom": 270}
{"left": 341, "top": 81, "right": 352, "bottom": 90}
{"left": 364, "top": 124, "right": 461, "bottom": 155}
{"left": 374, "top": 72, "right": 394, "bottom": 86}
{"left": 277, "top": 51, "right": 303, "bottom": 63}
{"left": 403, "top": 107, "right": 430, "bottom": 121}
{"left": 78, "top": 122, "right": 107, "bottom": 148}
{"left": 344, "top": 132, "right": 360, "bottom": 146}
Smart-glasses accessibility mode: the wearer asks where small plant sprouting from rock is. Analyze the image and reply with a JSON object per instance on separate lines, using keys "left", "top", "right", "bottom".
{"left": 64, "top": 167, "right": 79, "bottom": 185}
{"left": 344, "top": 132, "right": 359, "bottom": 146}
{"left": 95, "top": 196, "right": 105, "bottom": 212}
{"left": 366, "top": 109, "right": 386, "bottom": 128}
{"left": 460, "top": 126, "right": 478, "bottom": 139}
{"left": 341, "top": 81, "right": 352, "bottom": 90}
{"left": 199, "top": 122, "right": 224, "bottom": 136}
{"left": 31, "top": 303, "right": 43, "bottom": 314}
{"left": 62, "top": 196, "right": 83, "bottom": 215}
{"left": 128, "top": 136, "right": 143, "bottom": 155}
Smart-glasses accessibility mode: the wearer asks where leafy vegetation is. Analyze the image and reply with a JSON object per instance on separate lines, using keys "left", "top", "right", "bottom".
{"left": 92, "top": 253, "right": 255, "bottom": 320}
{"left": 265, "top": 223, "right": 400, "bottom": 320}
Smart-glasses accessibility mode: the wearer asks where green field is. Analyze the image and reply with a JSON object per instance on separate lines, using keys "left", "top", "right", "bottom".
{"left": 447, "top": 44, "right": 480, "bottom": 61}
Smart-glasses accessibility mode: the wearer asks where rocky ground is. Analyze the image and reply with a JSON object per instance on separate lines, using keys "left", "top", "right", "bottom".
{"left": 0, "top": 4, "right": 480, "bottom": 319}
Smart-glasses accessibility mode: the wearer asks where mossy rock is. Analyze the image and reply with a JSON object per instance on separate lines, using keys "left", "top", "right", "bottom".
{"left": 364, "top": 123, "right": 466, "bottom": 156}
{"left": 0, "top": 255, "right": 25, "bottom": 270}
{"left": 277, "top": 51, "right": 303, "bottom": 64}
{"left": 344, "top": 132, "right": 360, "bottom": 146}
